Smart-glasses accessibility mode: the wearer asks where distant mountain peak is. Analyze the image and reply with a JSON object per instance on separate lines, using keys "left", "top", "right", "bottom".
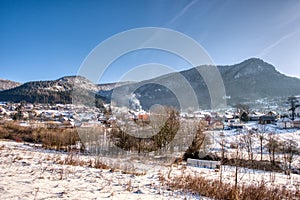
{"left": 57, "top": 75, "right": 91, "bottom": 82}
{"left": 242, "top": 57, "right": 264, "bottom": 63}
{"left": 224, "top": 58, "right": 276, "bottom": 79}
{"left": 0, "top": 79, "right": 21, "bottom": 91}
{"left": 239, "top": 57, "right": 275, "bottom": 69}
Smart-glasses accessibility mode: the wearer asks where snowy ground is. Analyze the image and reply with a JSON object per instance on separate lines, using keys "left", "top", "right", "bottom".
{"left": 0, "top": 140, "right": 201, "bottom": 200}
{"left": 1, "top": 138, "right": 299, "bottom": 199}
{"left": 208, "top": 125, "right": 300, "bottom": 171}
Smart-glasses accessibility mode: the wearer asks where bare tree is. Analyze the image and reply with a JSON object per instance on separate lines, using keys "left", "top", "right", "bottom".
{"left": 235, "top": 103, "right": 250, "bottom": 122}
{"left": 219, "top": 135, "right": 226, "bottom": 162}
{"left": 235, "top": 104, "right": 250, "bottom": 114}
{"left": 233, "top": 135, "right": 241, "bottom": 190}
{"left": 267, "top": 133, "right": 279, "bottom": 166}
{"left": 288, "top": 96, "right": 299, "bottom": 120}
{"left": 280, "top": 139, "right": 298, "bottom": 175}
{"left": 218, "top": 132, "right": 226, "bottom": 185}
{"left": 256, "top": 124, "right": 267, "bottom": 161}
{"left": 240, "top": 130, "right": 254, "bottom": 163}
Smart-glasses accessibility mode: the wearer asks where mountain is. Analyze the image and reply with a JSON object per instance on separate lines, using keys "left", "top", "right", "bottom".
{"left": 110, "top": 58, "right": 300, "bottom": 110}
{"left": 97, "top": 81, "right": 135, "bottom": 91}
{"left": 0, "top": 58, "right": 299, "bottom": 108}
{"left": 0, "top": 76, "right": 100, "bottom": 104}
{"left": 0, "top": 76, "right": 130, "bottom": 104}
{"left": 0, "top": 79, "right": 21, "bottom": 91}
{"left": 217, "top": 58, "right": 300, "bottom": 103}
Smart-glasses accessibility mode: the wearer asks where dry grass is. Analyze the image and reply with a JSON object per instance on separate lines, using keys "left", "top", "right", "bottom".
{"left": 121, "top": 170, "right": 146, "bottom": 176}
{"left": 56, "top": 153, "right": 86, "bottom": 166}
{"left": 40, "top": 128, "right": 80, "bottom": 151}
{"left": 162, "top": 173, "right": 299, "bottom": 200}
{"left": 55, "top": 154, "right": 107, "bottom": 169}
{"left": 0, "top": 121, "right": 81, "bottom": 151}
{"left": 93, "top": 157, "right": 110, "bottom": 169}
{"left": 1, "top": 121, "right": 34, "bottom": 142}
{"left": 53, "top": 152, "right": 147, "bottom": 177}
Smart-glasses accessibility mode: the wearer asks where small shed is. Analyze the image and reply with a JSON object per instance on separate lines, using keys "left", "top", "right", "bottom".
{"left": 259, "top": 115, "right": 275, "bottom": 124}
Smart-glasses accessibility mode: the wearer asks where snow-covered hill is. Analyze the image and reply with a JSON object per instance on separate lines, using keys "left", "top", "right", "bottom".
{"left": 0, "top": 79, "right": 21, "bottom": 91}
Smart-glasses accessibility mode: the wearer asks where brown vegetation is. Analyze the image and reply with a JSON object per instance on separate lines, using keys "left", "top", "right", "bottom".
{"left": 0, "top": 121, "right": 80, "bottom": 151}
{"left": 162, "top": 173, "right": 299, "bottom": 200}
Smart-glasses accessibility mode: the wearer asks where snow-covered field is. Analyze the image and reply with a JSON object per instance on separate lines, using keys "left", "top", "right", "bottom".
{"left": 0, "top": 140, "right": 201, "bottom": 200}
{"left": 1, "top": 136, "right": 300, "bottom": 199}
{"left": 208, "top": 125, "right": 300, "bottom": 171}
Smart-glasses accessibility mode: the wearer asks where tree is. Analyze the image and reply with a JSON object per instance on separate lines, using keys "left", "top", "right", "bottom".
{"left": 151, "top": 108, "right": 180, "bottom": 150}
{"left": 235, "top": 104, "right": 250, "bottom": 123}
{"left": 218, "top": 132, "right": 226, "bottom": 185}
{"left": 240, "top": 112, "right": 249, "bottom": 122}
{"left": 109, "top": 106, "right": 180, "bottom": 154}
{"left": 288, "top": 96, "right": 300, "bottom": 120}
{"left": 279, "top": 139, "right": 298, "bottom": 175}
{"left": 266, "top": 133, "right": 279, "bottom": 166}
{"left": 184, "top": 121, "right": 207, "bottom": 159}
{"left": 12, "top": 101, "right": 25, "bottom": 121}
{"left": 240, "top": 130, "right": 254, "bottom": 163}
{"left": 233, "top": 133, "right": 241, "bottom": 190}
{"left": 256, "top": 124, "right": 267, "bottom": 161}
{"left": 235, "top": 104, "right": 250, "bottom": 114}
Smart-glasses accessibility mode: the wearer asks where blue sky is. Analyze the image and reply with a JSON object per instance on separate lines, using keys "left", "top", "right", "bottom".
{"left": 1, "top": 0, "right": 300, "bottom": 83}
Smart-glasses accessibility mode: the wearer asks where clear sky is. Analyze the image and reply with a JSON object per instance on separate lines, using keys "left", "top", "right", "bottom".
{"left": 1, "top": 0, "right": 300, "bottom": 83}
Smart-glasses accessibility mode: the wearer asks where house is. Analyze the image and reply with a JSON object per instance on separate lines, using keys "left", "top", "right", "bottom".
{"left": 248, "top": 112, "right": 264, "bottom": 121}
{"left": 277, "top": 117, "right": 293, "bottom": 129}
{"left": 259, "top": 115, "right": 275, "bottom": 124}
{"left": 267, "top": 111, "right": 278, "bottom": 117}
{"left": 293, "top": 118, "right": 300, "bottom": 128}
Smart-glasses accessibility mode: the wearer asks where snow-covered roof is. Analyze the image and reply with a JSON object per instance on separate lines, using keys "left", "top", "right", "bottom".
{"left": 277, "top": 117, "right": 292, "bottom": 122}
{"left": 293, "top": 118, "right": 300, "bottom": 122}
{"left": 225, "top": 114, "right": 233, "bottom": 119}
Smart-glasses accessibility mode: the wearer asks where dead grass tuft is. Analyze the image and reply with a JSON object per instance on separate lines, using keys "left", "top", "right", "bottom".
{"left": 161, "top": 173, "right": 299, "bottom": 200}
{"left": 56, "top": 153, "right": 86, "bottom": 166}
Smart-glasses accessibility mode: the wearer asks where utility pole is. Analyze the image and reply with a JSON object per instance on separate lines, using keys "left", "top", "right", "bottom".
{"left": 288, "top": 96, "right": 300, "bottom": 120}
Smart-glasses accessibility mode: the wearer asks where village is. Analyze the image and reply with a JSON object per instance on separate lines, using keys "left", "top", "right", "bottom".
{"left": 0, "top": 96, "right": 299, "bottom": 131}
{"left": 1, "top": 97, "right": 300, "bottom": 170}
